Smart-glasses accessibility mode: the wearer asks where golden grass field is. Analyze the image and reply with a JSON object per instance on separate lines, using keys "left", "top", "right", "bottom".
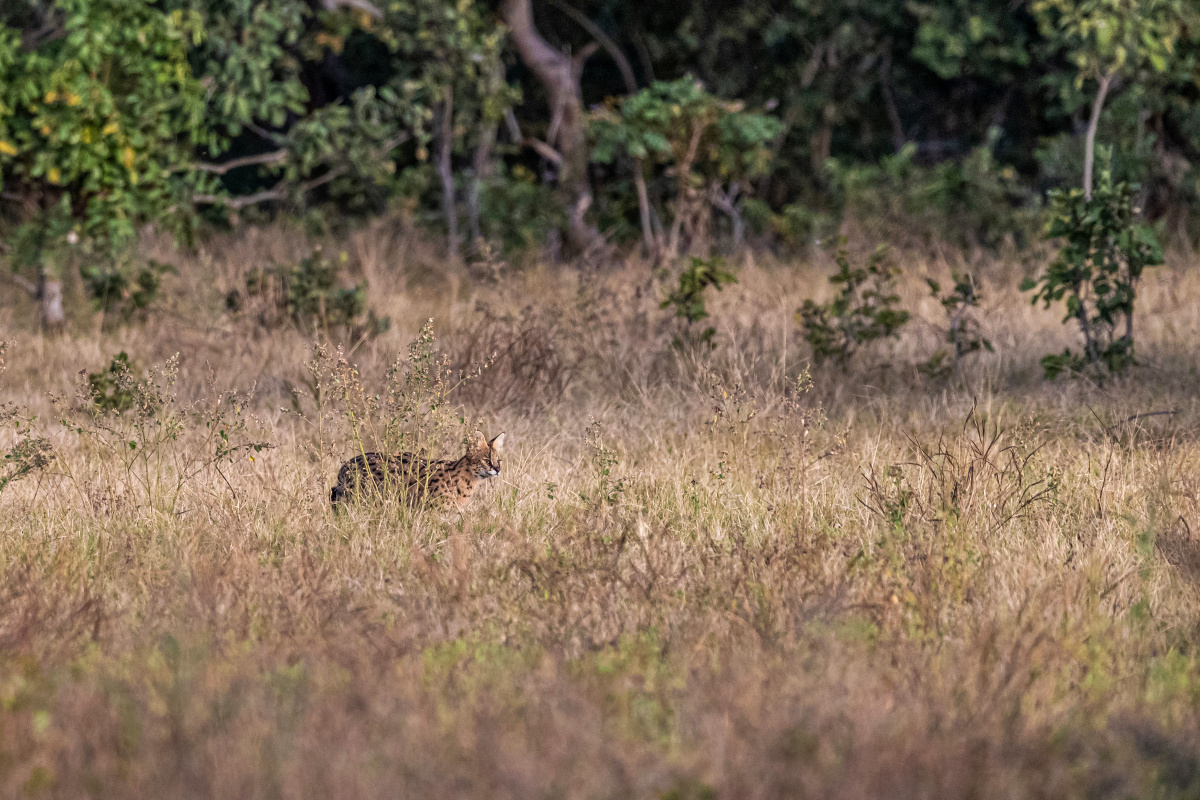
{"left": 4, "top": 222, "right": 1200, "bottom": 798}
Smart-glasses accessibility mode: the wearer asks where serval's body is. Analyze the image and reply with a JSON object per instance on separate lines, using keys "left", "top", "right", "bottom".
{"left": 330, "top": 432, "right": 505, "bottom": 511}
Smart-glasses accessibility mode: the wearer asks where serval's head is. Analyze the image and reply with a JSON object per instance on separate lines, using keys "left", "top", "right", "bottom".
{"left": 462, "top": 432, "right": 506, "bottom": 479}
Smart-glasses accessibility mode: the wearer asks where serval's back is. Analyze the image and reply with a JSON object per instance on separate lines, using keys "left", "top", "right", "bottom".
{"left": 330, "top": 432, "right": 505, "bottom": 510}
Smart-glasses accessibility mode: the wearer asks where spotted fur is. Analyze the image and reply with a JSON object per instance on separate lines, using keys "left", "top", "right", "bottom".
{"left": 330, "top": 432, "right": 505, "bottom": 511}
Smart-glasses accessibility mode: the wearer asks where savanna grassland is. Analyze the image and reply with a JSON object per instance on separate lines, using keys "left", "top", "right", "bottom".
{"left": 4, "top": 224, "right": 1200, "bottom": 799}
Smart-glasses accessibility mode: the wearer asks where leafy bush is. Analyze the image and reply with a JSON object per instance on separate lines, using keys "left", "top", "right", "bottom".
{"left": 87, "top": 352, "right": 137, "bottom": 413}
{"left": 798, "top": 242, "right": 910, "bottom": 367}
{"left": 1021, "top": 160, "right": 1163, "bottom": 380}
{"left": 921, "top": 272, "right": 992, "bottom": 378}
{"left": 591, "top": 78, "right": 782, "bottom": 258}
{"left": 81, "top": 258, "right": 174, "bottom": 325}
{"left": 660, "top": 256, "right": 738, "bottom": 347}
{"left": 828, "top": 132, "right": 1038, "bottom": 250}
{"left": 0, "top": 343, "right": 53, "bottom": 495}
{"left": 477, "top": 166, "right": 563, "bottom": 255}
{"left": 227, "top": 247, "right": 389, "bottom": 339}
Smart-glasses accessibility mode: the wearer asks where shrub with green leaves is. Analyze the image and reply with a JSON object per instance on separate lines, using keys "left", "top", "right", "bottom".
{"left": 1021, "top": 160, "right": 1162, "bottom": 380}
{"left": 81, "top": 258, "right": 174, "bottom": 325}
{"left": 0, "top": 0, "right": 206, "bottom": 329}
{"left": 827, "top": 132, "right": 1038, "bottom": 250}
{"left": 0, "top": 343, "right": 53, "bottom": 495}
{"left": 798, "top": 242, "right": 910, "bottom": 367}
{"left": 228, "top": 248, "right": 389, "bottom": 340}
{"left": 922, "top": 272, "right": 992, "bottom": 378}
{"left": 87, "top": 352, "right": 138, "bottom": 414}
{"left": 591, "top": 78, "right": 782, "bottom": 258}
{"left": 660, "top": 256, "right": 738, "bottom": 348}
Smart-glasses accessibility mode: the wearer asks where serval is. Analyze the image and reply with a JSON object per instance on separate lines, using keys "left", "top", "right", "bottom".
{"left": 330, "top": 431, "right": 506, "bottom": 511}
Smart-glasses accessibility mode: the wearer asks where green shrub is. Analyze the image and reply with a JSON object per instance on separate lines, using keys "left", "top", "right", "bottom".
{"left": 660, "top": 256, "right": 738, "bottom": 348}
{"left": 0, "top": 343, "right": 53, "bottom": 494}
{"left": 1021, "top": 157, "right": 1163, "bottom": 381}
{"left": 798, "top": 241, "right": 910, "bottom": 367}
{"left": 921, "top": 272, "right": 992, "bottom": 378}
{"left": 227, "top": 247, "right": 389, "bottom": 339}
{"left": 827, "top": 131, "right": 1038, "bottom": 250}
{"left": 87, "top": 352, "right": 137, "bottom": 414}
{"left": 81, "top": 258, "right": 174, "bottom": 325}
{"left": 478, "top": 165, "right": 563, "bottom": 254}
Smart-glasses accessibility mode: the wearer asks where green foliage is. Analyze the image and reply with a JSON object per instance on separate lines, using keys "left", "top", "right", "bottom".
{"left": 87, "top": 352, "right": 138, "bottom": 413}
{"left": 591, "top": 78, "right": 781, "bottom": 253}
{"left": 660, "top": 256, "right": 738, "bottom": 347}
{"left": 477, "top": 165, "right": 563, "bottom": 254}
{"left": 1032, "top": 0, "right": 1190, "bottom": 84}
{"left": 0, "top": 0, "right": 206, "bottom": 257}
{"left": 922, "top": 271, "right": 993, "bottom": 378}
{"left": 591, "top": 78, "right": 781, "bottom": 181}
{"left": 798, "top": 242, "right": 910, "bottom": 367}
{"left": 183, "top": 0, "right": 515, "bottom": 213}
{"left": 828, "top": 132, "right": 1039, "bottom": 249}
{"left": 0, "top": 343, "right": 53, "bottom": 495}
{"left": 1021, "top": 158, "right": 1163, "bottom": 379}
{"left": 229, "top": 247, "right": 390, "bottom": 339}
{"left": 81, "top": 258, "right": 174, "bottom": 324}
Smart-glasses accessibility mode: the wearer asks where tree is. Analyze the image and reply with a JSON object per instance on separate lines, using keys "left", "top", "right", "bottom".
{"left": 501, "top": 0, "right": 600, "bottom": 254}
{"left": 590, "top": 78, "right": 781, "bottom": 261}
{"left": 1032, "top": 0, "right": 1191, "bottom": 199}
{"left": 0, "top": 0, "right": 206, "bottom": 331}
{"left": 180, "top": 0, "right": 415, "bottom": 216}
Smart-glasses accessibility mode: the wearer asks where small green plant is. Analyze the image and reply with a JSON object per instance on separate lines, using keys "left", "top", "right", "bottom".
{"left": 0, "top": 343, "right": 53, "bottom": 495}
{"left": 660, "top": 256, "right": 738, "bottom": 347}
{"left": 228, "top": 248, "right": 390, "bottom": 340}
{"left": 87, "top": 352, "right": 138, "bottom": 414}
{"left": 63, "top": 355, "right": 271, "bottom": 514}
{"left": 798, "top": 241, "right": 910, "bottom": 367}
{"left": 1021, "top": 158, "right": 1163, "bottom": 381}
{"left": 921, "top": 271, "right": 992, "bottom": 378}
{"left": 81, "top": 258, "right": 174, "bottom": 325}
{"left": 581, "top": 419, "right": 625, "bottom": 509}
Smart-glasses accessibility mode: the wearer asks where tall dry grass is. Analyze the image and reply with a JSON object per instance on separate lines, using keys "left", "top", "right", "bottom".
{"left": 3, "top": 223, "right": 1200, "bottom": 798}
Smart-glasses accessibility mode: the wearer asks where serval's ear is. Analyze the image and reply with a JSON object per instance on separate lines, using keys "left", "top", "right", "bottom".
{"left": 489, "top": 432, "right": 506, "bottom": 453}
{"left": 469, "top": 431, "right": 488, "bottom": 451}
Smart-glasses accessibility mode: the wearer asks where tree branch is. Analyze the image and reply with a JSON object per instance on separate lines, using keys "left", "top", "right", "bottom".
{"left": 546, "top": 0, "right": 638, "bottom": 93}
{"left": 879, "top": 42, "right": 906, "bottom": 153}
{"left": 503, "top": 108, "right": 563, "bottom": 165}
{"left": 193, "top": 134, "right": 409, "bottom": 210}
{"left": 193, "top": 150, "right": 288, "bottom": 175}
{"left": 320, "top": 0, "right": 382, "bottom": 18}
{"left": 1, "top": 271, "right": 38, "bottom": 298}
{"left": 1084, "top": 71, "right": 1118, "bottom": 201}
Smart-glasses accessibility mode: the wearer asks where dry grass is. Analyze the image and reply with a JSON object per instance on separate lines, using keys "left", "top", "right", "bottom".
{"left": 4, "top": 223, "right": 1200, "bottom": 798}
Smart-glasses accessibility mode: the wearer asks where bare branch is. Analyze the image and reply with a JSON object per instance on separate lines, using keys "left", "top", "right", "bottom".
{"left": 1, "top": 271, "right": 38, "bottom": 298}
{"left": 545, "top": 0, "right": 638, "bottom": 93}
{"left": 193, "top": 150, "right": 288, "bottom": 175}
{"left": 503, "top": 108, "right": 563, "bottom": 165}
{"left": 504, "top": 108, "right": 524, "bottom": 144}
{"left": 192, "top": 133, "right": 409, "bottom": 210}
{"left": 320, "top": 0, "right": 382, "bottom": 18}
{"left": 526, "top": 138, "right": 563, "bottom": 165}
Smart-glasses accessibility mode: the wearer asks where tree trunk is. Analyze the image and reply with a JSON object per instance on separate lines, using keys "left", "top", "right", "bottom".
{"left": 468, "top": 120, "right": 497, "bottom": 254}
{"left": 437, "top": 84, "right": 460, "bottom": 258}
{"left": 711, "top": 183, "right": 745, "bottom": 252}
{"left": 39, "top": 265, "right": 65, "bottom": 334}
{"left": 879, "top": 43, "right": 907, "bottom": 153}
{"left": 501, "top": 0, "right": 599, "bottom": 254}
{"left": 633, "top": 158, "right": 656, "bottom": 258}
{"left": 665, "top": 120, "right": 704, "bottom": 262}
{"left": 1084, "top": 72, "right": 1116, "bottom": 201}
